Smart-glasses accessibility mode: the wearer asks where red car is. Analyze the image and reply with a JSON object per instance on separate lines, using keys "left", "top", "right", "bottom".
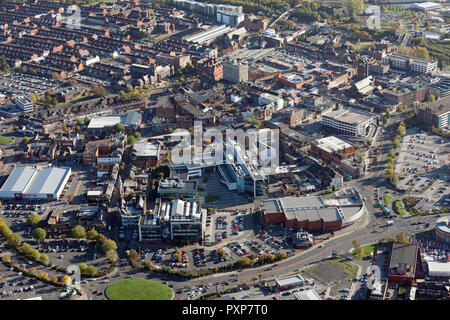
{"left": 273, "top": 264, "right": 279, "bottom": 267}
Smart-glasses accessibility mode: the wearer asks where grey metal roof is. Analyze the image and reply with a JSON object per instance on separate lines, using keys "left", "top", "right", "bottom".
{"left": 123, "top": 111, "right": 142, "bottom": 126}
{"left": 26, "top": 167, "right": 70, "bottom": 195}
{"left": 0, "top": 166, "right": 36, "bottom": 192}
{"left": 0, "top": 166, "right": 70, "bottom": 196}
{"left": 262, "top": 199, "right": 281, "bottom": 213}
{"left": 279, "top": 196, "right": 324, "bottom": 211}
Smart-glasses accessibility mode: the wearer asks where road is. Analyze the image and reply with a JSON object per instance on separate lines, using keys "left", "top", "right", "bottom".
{"left": 269, "top": 2, "right": 302, "bottom": 29}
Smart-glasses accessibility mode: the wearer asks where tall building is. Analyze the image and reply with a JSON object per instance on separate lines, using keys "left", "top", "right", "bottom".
{"left": 382, "top": 53, "right": 437, "bottom": 74}
{"left": 418, "top": 96, "right": 450, "bottom": 129}
{"left": 223, "top": 60, "right": 248, "bottom": 83}
{"left": 15, "top": 96, "right": 34, "bottom": 113}
{"left": 320, "top": 108, "right": 375, "bottom": 136}
{"left": 138, "top": 198, "right": 206, "bottom": 243}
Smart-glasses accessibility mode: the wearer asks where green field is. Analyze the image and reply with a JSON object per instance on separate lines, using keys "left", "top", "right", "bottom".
{"left": 394, "top": 200, "right": 408, "bottom": 216}
{"left": 383, "top": 194, "right": 393, "bottom": 207}
{"left": 56, "top": 95, "right": 94, "bottom": 107}
{"left": 105, "top": 279, "right": 173, "bottom": 300}
{"left": 353, "top": 244, "right": 376, "bottom": 259}
{"left": 0, "top": 136, "right": 13, "bottom": 145}
{"left": 320, "top": 189, "right": 336, "bottom": 198}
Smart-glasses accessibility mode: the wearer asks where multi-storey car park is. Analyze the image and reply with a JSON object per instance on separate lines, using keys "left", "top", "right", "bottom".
{"left": 320, "top": 107, "right": 376, "bottom": 136}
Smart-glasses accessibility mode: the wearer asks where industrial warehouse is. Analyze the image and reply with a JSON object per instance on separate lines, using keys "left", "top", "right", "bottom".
{"left": 260, "top": 187, "right": 365, "bottom": 232}
{"left": 0, "top": 166, "right": 71, "bottom": 200}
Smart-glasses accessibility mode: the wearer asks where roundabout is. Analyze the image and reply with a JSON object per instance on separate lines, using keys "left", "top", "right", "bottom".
{"left": 105, "top": 278, "right": 173, "bottom": 300}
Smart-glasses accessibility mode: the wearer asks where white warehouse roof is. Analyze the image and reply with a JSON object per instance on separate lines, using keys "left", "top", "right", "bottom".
{"left": 427, "top": 261, "right": 450, "bottom": 277}
{"left": 0, "top": 166, "right": 71, "bottom": 199}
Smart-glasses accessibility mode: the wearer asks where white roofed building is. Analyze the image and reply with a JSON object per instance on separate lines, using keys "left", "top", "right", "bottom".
{"left": 0, "top": 166, "right": 71, "bottom": 200}
{"left": 140, "top": 198, "right": 207, "bottom": 243}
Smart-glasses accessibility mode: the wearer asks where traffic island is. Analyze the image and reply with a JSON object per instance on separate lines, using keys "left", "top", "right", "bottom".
{"left": 105, "top": 278, "right": 173, "bottom": 300}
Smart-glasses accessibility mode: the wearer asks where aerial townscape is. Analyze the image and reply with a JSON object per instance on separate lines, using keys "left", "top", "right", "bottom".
{"left": 0, "top": 0, "right": 448, "bottom": 304}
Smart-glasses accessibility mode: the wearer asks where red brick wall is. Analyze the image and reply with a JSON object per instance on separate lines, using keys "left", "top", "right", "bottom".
{"left": 261, "top": 211, "right": 342, "bottom": 232}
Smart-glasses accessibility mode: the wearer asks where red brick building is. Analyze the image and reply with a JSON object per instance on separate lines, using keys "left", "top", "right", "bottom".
{"left": 310, "top": 136, "right": 355, "bottom": 163}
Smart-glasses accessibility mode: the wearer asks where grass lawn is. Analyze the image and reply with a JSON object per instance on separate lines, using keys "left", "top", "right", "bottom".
{"left": 353, "top": 244, "right": 375, "bottom": 259}
{"left": 0, "top": 136, "right": 13, "bottom": 145}
{"left": 105, "top": 279, "right": 172, "bottom": 300}
{"left": 383, "top": 194, "right": 393, "bottom": 207}
{"left": 394, "top": 200, "right": 408, "bottom": 216}
{"left": 320, "top": 189, "right": 336, "bottom": 198}
{"left": 56, "top": 95, "right": 94, "bottom": 107}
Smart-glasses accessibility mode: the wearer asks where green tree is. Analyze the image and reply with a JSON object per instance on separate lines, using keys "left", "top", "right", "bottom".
{"left": 133, "top": 131, "right": 141, "bottom": 139}
{"left": 86, "top": 265, "right": 97, "bottom": 277}
{"left": 397, "top": 122, "right": 406, "bottom": 136}
{"left": 71, "top": 225, "right": 86, "bottom": 239}
{"left": 7, "top": 233, "right": 22, "bottom": 248}
{"left": 347, "top": 0, "right": 364, "bottom": 20}
{"left": 29, "top": 93, "right": 40, "bottom": 104}
{"left": 86, "top": 228, "right": 99, "bottom": 241}
{"left": 391, "top": 173, "right": 399, "bottom": 187}
{"left": 28, "top": 268, "right": 37, "bottom": 276}
{"left": 38, "top": 271, "right": 48, "bottom": 281}
{"left": 91, "top": 84, "right": 108, "bottom": 98}
{"left": 106, "top": 249, "right": 118, "bottom": 262}
{"left": 1, "top": 253, "right": 11, "bottom": 263}
{"left": 75, "top": 117, "right": 83, "bottom": 125}
{"left": 127, "top": 135, "right": 136, "bottom": 145}
{"left": 428, "top": 94, "right": 435, "bottom": 103}
{"left": 27, "top": 214, "right": 40, "bottom": 227}
{"left": 50, "top": 275, "right": 58, "bottom": 284}
{"left": 275, "top": 252, "right": 287, "bottom": 260}
{"left": 38, "top": 253, "right": 49, "bottom": 264}
{"left": 33, "top": 228, "right": 46, "bottom": 242}
{"left": 393, "top": 136, "right": 401, "bottom": 149}
{"left": 113, "top": 123, "right": 125, "bottom": 132}
{"left": 396, "top": 232, "right": 409, "bottom": 244}
{"left": 101, "top": 239, "right": 117, "bottom": 254}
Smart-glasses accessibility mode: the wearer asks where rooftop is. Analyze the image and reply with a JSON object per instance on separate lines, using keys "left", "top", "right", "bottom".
{"left": 312, "top": 136, "right": 353, "bottom": 153}
{"left": 323, "top": 108, "right": 375, "bottom": 125}
{"left": 389, "top": 243, "right": 419, "bottom": 278}
{"left": 0, "top": 166, "right": 71, "bottom": 196}
{"left": 133, "top": 141, "right": 160, "bottom": 157}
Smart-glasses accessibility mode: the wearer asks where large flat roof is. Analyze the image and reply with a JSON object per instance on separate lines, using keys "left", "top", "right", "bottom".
{"left": 0, "top": 166, "right": 36, "bottom": 193}
{"left": 323, "top": 108, "right": 374, "bottom": 125}
{"left": 275, "top": 274, "right": 304, "bottom": 287}
{"left": 133, "top": 141, "right": 160, "bottom": 157}
{"left": 87, "top": 115, "right": 123, "bottom": 129}
{"left": 26, "top": 167, "right": 70, "bottom": 195}
{"left": 312, "top": 136, "right": 353, "bottom": 153}
{"left": 294, "top": 289, "right": 321, "bottom": 300}
{"left": 0, "top": 166, "right": 71, "bottom": 196}
{"left": 279, "top": 196, "right": 324, "bottom": 211}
